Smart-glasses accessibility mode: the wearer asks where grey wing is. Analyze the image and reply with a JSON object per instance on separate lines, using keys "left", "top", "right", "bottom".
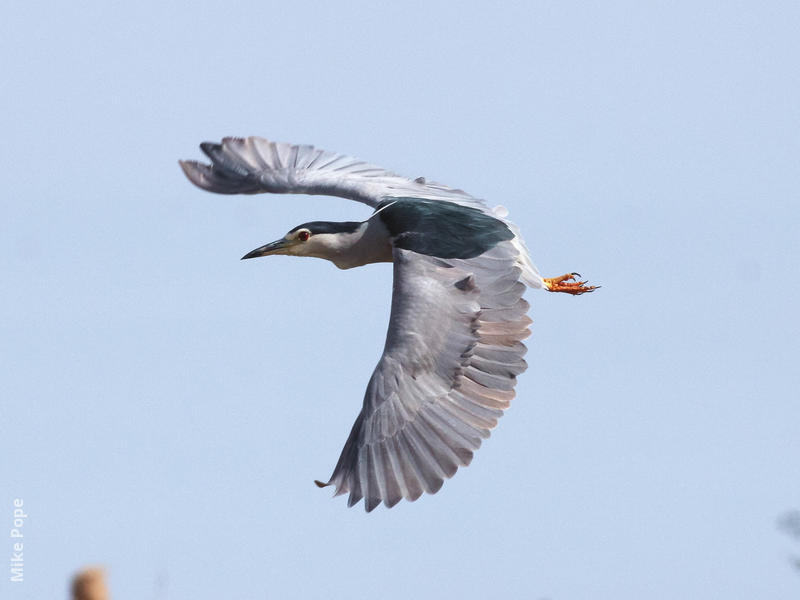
{"left": 179, "top": 136, "right": 487, "bottom": 210}
{"left": 318, "top": 244, "right": 532, "bottom": 511}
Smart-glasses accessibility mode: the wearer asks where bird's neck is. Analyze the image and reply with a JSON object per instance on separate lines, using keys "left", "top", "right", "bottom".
{"left": 324, "top": 219, "right": 393, "bottom": 270}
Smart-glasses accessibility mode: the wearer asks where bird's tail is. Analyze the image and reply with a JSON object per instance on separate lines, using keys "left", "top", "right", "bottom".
{"left": 492, "top": 206, "right": 545, "bottom": 290}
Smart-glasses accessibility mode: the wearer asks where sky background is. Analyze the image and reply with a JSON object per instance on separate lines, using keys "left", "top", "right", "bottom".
{"left": 2, "top": 1, "right": 799, "bottom": 598}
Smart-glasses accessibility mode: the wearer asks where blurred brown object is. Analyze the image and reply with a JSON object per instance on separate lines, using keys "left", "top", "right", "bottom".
{"left": 71, "top": 567, "right": 109, "bottom": 600}
{"left": 779, "top": 510, "right": 800, "bottom": 574}
{"left": 779, "top": 510, "right": 800, "bottom": 539}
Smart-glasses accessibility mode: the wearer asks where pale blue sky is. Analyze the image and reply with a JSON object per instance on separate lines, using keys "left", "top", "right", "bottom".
{"left": 2, "top": 2, "right": 799, "bottom": 598}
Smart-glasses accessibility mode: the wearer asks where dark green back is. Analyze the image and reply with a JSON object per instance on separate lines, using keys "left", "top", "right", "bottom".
{"left": 377, "top": 198, "right": 513, "bottom": 259}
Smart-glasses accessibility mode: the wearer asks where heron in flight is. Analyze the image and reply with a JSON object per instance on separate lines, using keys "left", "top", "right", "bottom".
{"left": 180, "top": 137, "right": 597, "bottom": 512}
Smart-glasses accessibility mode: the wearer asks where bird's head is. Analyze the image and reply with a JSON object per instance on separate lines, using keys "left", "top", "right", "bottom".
{"left": 241, "top": 220, "right": 365, "bottom": 262}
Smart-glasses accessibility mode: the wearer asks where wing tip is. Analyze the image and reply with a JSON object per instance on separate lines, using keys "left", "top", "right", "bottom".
{"left": 199, "top": 141, "right": 219, "bottom": 157}
{"left": 178, "top": 159, "right": 212, "bottom": 190}
{"left": 364, "top": 496, "right": 381, "bottom": 512}
{"left": 178, "top": 156, "right": 259, "bottom": 194}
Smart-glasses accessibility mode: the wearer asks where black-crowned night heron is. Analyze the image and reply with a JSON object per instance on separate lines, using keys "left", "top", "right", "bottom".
{"left": 180, "top": 137, "right": 597, "bottom": 512}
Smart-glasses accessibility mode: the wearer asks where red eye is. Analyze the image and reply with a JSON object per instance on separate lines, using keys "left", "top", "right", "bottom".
{"left": 298, "top": 230, "right": 310, "bottom": 242}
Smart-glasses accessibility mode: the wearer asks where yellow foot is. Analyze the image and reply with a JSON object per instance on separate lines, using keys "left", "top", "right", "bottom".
{"left": 544, "top": 272, "right": 599, "bottom": 295}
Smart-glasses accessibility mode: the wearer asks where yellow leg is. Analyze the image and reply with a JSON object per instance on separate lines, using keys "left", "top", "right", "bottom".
{"left": 543, "top": 272, "right": 599, "bottom": 295}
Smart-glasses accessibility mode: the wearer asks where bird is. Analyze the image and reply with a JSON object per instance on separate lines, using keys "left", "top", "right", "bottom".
{"left": 180, "top": 136, "right": 597, "bottom": 512}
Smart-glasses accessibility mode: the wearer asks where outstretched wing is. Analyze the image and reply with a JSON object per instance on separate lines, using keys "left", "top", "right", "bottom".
{"left": 180, "top": 136, "right": 487, "bottom": 210}
{"left": 317, "top": 244, "right": 531, "bottom": 511}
